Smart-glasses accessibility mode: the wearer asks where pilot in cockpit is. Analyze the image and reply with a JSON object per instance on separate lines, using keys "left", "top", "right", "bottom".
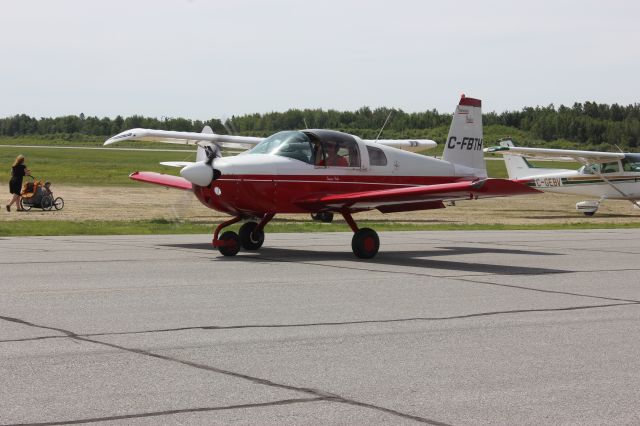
{"left": 320, "top": 140, "right": 348, "bottom": 167}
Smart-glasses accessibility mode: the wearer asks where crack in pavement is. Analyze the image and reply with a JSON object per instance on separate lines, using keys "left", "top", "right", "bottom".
{"left": 0, "top": 315, "right": 447, "bottom": 425}
{"left": 0, "top": 397, "right": 326, "bottom": 426}
{"left": 2, "top": 302, "right": 637, "bottom": 344}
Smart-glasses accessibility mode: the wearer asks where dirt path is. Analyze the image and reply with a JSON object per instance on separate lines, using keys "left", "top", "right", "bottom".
{"left": 3, "top": 184, "right": 639, "bottom": 225}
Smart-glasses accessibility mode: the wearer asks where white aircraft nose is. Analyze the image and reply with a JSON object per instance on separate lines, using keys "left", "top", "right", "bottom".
{"left": 180, "top": 161, "right": 214, "bottom": 187}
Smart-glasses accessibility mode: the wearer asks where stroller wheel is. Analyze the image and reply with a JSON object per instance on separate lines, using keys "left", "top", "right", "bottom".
{"left": 20, "top": 199, "right": 31, "bottom": 211}
{"left": 54, "top": 197, "right": 64, "bottom": 210}
{"left": 42, "top": 196, "right": 53, "bottom": 211}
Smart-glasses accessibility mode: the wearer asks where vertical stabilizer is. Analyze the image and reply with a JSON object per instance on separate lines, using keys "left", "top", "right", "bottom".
{"left": 499, "top": 140, "right": 533, "bottom": 179}
{"left": 442, "top": 95, "right": 486, "bottom": 177}
{"left": 196, "top": 126, "right": 219, "bottom": 162}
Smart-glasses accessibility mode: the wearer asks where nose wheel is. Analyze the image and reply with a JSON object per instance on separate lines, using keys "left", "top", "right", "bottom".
{"left": 218, "top": 231, "right": 240, "bottom": 256}
{"left": 239, "top": 221, "right": 265, "bottom": 250}
{"left": 213, "top": 213, "right": 274, "bottom": 256}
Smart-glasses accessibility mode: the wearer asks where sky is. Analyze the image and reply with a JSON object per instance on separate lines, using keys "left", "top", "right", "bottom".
{"left": 1, "top": 0, "right": 639, "bottom": 120}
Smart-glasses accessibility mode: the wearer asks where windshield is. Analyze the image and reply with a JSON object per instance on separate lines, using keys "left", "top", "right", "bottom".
{"left": 248, "top": 131, "right": 314, "bottom": 164}
{"left": 622, "top": 154, "right": 640, "bottom": 172}
{"left": 580, "top": 161, "right": 622, "bottom": 175}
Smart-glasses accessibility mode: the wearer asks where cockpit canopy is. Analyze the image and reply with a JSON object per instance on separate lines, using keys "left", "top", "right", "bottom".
{"left": 247, "top": 130, "right": 361, "bottom": 167}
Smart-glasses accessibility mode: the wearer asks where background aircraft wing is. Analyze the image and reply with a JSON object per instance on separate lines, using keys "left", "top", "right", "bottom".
{"left": 104, "top": 128, "right": 263, "bottom": 151}
{"left": 485, "top": 145, "right": 625, "bottom": 163}
{"left": 296, "top": 178, "right": 540, "bottom": 212}
{"left": 366, "top": 139, "right": 437, "bottom": 152}
{"left": 129, "top": 171, "right": 193, "bottom": 190}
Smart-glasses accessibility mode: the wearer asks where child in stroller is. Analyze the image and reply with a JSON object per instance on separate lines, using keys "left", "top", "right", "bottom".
{"left": 20, "top": 177, "right": 64, "bottom": 211}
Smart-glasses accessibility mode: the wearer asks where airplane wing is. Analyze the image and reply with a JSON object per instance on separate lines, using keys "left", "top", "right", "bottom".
{"left": 105, "top": 129, "right": 437, "bottom": 153}
{"left": 366, "top": 139, "right": 437, "bottom": 152}
{"left": 104, "top": 128, "right": 263, "bottom": 150}
{"left": 129, "top": 171, "right": 193, "bottom": 190}
{"left": 296, "top": 178, "right": 540, "bottom": 212}
{"left": 485, "top": 144, "right": 625, "bottom": 163}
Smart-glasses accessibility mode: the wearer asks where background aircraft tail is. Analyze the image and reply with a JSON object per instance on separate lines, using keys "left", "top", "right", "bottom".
{"left": 499, "top": 140, "right": 571, "bottom": 179}
{"left": 499, "top": 140, "right": 532, "bottom": 179}
{"left": 442, "top": 95, "right": 486, "bottom": 178}
{"left": 195, "top": 126, "right": 220, "bottom": 162}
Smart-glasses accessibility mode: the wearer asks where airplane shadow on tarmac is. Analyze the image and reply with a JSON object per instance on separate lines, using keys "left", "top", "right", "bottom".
{"left": 161, "top": 243, "right": 568, "bottom": 276}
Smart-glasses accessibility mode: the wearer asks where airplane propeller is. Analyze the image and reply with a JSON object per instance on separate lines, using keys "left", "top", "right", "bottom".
{"left": 179, "top": 140, "right": 223, "bottom": 187}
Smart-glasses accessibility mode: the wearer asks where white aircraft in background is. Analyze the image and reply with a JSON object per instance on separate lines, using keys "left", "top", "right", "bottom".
{"left": 485, "top": 140, "right": 640, "bottom": 216}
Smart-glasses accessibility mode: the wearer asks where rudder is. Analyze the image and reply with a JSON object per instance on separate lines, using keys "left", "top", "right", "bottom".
{"left": 442, "top": 95, "right": 486, "bottom": 177}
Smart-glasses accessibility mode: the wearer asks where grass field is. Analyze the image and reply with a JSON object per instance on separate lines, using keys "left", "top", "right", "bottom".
{"left": 0, "top": 145, "right": 196, "bottom": 185}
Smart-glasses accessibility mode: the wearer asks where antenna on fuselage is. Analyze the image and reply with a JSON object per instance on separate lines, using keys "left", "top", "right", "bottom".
{"left": 375, "top": 111, "right": 393, "bottom": 142}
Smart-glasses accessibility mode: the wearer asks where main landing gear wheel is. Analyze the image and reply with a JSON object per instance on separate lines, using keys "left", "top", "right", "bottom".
{"left": 351, "top": 228, "right": 379, "bottom": 259}
{"left": 311, "top": 212, "right": 334, "bottom": 223}
{"left": 218, "top": 231, "right": 240, "bottom": 256}
{"left": 239, "top": 221, "right": 265, "bottom": 250}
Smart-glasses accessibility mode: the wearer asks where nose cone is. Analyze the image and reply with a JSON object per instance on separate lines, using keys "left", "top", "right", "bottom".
{"left": 180, "top": 161, "right": 214, "bottom": 187}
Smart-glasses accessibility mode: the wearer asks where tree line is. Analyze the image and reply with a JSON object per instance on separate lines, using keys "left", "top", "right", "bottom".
{"left": 1, "top": 101, "right": 639, "bottom": 148}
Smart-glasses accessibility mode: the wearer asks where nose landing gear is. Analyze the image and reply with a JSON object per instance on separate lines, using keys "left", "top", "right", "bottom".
{"left": 213, "top": 213, "right": 275, "bottom": 256}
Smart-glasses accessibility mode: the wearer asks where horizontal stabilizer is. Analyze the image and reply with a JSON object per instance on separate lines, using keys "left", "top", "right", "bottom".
{"left": 129, "top": 171, "right": 192, "bottom": 190}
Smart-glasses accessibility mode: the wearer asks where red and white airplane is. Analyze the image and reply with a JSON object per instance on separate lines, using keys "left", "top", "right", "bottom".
{"left": 104, "top": 95, "right": 538, "bottom": 258}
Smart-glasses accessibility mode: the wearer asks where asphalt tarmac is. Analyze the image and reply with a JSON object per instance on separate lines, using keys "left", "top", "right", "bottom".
{"left": 1, "top": 230, "right": 639, "bottom": 425}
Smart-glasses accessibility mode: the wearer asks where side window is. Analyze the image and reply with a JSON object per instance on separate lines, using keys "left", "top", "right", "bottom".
{"left": 367, "top": 146, "right": 387, "bottom": 166}
{"left": 318, "top": 139, "right": 361, "bottom": 167}
{"left": 601, "top": 161, "right": 620, "bottom": 174}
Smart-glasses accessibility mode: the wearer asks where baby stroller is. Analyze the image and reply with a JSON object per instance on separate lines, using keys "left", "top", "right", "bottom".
{"left": 20, "top": 177, "right": 64, "bottom": 211}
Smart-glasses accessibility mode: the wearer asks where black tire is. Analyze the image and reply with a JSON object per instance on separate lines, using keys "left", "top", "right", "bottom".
{"left": 311, "top": 212, "right": 334, "bottom": 223}
{"left": 41, "top": 196, "right": 53, "bottom": 211}
{"left": 239, "top": 222, "right": 265, "bottom": 250}
{"left": 351, "top": 228, "right": 380, "bottom": 259}
{"left": 218, "top": 231, "right": 240, "bottom": 256}
{"left": 54, "top": 197, "right": 64, "bottom": 210}
{"left": 20, "top": 199, "right": 31, "bottom": 211}
{"left": 583, "top": 211, "right": 596, "bottom": 216}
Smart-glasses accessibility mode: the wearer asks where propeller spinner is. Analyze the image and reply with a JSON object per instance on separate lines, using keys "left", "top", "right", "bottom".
{"left": 180, "top": 144, "right": 220, "bottom": 187}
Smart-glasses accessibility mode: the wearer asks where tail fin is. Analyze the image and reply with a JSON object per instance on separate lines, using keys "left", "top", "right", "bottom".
{"left": 499, "top": 140, "right": 534, "bottom": 179}
{"left": 442, "top": 95, "right": 485, "bottom": 177}
{"left": 196, "top": 126, "right": 220, "bottom": 162}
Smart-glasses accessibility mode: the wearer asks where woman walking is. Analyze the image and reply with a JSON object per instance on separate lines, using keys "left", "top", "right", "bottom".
{"left": 7, "top": 155, "right": 30, "bottom": 212}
